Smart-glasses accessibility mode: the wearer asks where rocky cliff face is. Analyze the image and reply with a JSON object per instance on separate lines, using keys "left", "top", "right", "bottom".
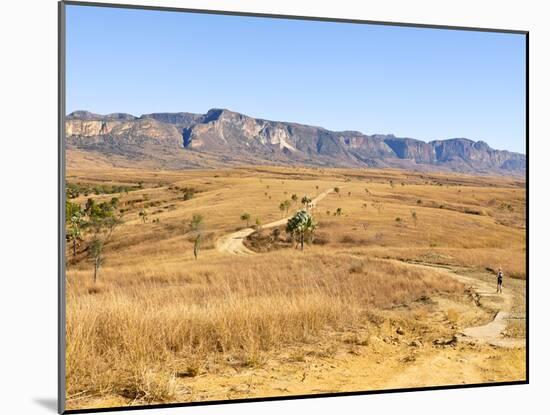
{"left": 65, "top": 108, "right": 526, "bottom": 175}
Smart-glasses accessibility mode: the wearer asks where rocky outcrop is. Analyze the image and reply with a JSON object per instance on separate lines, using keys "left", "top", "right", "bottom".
{"left": 66, "top": 116, "right": 181, "bottom": 147}
{"left": 65, "top": 109, "right": 526, "bottom": 175}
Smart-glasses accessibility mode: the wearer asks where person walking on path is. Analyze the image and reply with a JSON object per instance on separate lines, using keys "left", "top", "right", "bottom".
{"left": 497, "top": 268, "right": 504, "bottom": 293}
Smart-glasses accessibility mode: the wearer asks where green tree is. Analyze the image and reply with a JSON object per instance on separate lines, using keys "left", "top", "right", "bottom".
{"left": 301, "top": 196, "right": 312, "bottom": 209}
{"left": 190, "top": 213, "right": 204, "bottom": 231}
{"left": 89, "top": 237, "right": 104, "bottom": 284}
{"left": 283, "top": 199, "right": 291, "bottom": 215}
{"left": 84, "top": 199, "right": 123, "bottom": 283}
{"left": 286, "top": 210, "right": 317, "bottom": 251}
{"left": 188, "top": 214, "right": 205, "bottom": 259}
{"left": 240, "top": 212, "right": 251, "bottom": 227}
{"left": 291, "top": 194, "right": 298, "bottom": 204}
{"left": 66, "top": 201, "right": 84, "bottom": 256}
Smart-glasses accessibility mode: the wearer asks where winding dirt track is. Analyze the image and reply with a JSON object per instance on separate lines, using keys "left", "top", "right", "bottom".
{"left": 399, "top": 262, "right": 525, "bottom": 348}
{"left": 216, "top": 188, "right": 335, "bottom": 255}
{"left": 215, "top": 187, "right": 523, "bottom": 348}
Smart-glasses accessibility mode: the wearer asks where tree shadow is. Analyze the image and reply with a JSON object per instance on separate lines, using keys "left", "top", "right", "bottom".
{"left": 34, "top": 398, "right": 57, "bottom": 412}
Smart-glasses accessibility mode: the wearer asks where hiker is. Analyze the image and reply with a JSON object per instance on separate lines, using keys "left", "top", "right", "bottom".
{"left": 497, "top": 268, "right": 504, "bottom": 293}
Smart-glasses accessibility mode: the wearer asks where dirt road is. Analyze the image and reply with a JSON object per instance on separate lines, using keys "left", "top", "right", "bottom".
{"left": 216, "top": 188, "right": 335, "bottom": 255}
{"left": 176, "top": 262, "right": 525, "bottom": 401}
{"left": 401, "top": 261, "right": 525, "bottom": 348}
{"left": 207, "top": 213, "right": 526, "bottom": 401}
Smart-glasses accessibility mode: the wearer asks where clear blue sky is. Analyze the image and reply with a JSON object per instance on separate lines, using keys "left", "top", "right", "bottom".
{"left": 66, "top": 5, "right": 526, "bottom": 153}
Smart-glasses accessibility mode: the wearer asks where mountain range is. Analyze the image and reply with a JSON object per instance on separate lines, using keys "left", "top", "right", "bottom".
{"left": 65, "top": 108, "right": 526, "bottom": 175}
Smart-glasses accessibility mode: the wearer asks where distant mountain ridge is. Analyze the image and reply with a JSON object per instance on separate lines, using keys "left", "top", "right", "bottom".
{"left": 65, "top": 109, "right": 526, "bottom": 175}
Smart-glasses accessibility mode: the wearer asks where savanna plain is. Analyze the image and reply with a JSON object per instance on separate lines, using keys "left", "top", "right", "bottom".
{"left": 65, "top": 156, "right": 526, "bottom": 410}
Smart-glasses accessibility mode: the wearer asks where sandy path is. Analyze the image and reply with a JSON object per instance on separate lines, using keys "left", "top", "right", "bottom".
{"left": 216, "top": 188, "right": 335, "bottom": 255}
{"left": 396, "top": 261, "right": 525, "bottom": 348}
{"left": 175, "top": 262, "right": 525, "bottom": 401}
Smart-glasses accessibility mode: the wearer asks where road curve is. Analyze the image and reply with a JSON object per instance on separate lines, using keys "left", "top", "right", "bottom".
{"left": 396, "top": 261, "right": 525, "bottom": 349}
{"left": 216, "top": 188, "right": 335, "bottom": 255}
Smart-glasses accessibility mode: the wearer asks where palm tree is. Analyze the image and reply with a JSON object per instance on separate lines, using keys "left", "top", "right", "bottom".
{"left": 286, "top": 210, "right": 317, "bottom": 250}
{"left": 240, "top": 212, "right": 251, "bottom": 227}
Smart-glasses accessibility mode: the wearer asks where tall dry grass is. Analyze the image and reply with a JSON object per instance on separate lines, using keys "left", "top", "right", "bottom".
{"left": 66, "top": 250, "right": 462, "bottom": 406}
{"left": 64, "top": 164, "right": 525, "bottom": 408}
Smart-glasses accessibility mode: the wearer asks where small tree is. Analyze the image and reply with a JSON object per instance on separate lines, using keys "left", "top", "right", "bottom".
{"left": 89, "top": 237, "right": 104, "bottom": 284}
{"left": 301, "top": 196, "right": 312, "bottom": 210}
{"left": 335, "top": 207, "right": 343, "bottom": 216}
{"left": 283, "top": 199, "right": 291, "bottom": 215}
{"left": 66, "top": 201, "right": 84, "bottom": 256}
{"left": 410, "top": 210, "right": 418, "bottom": 227}
{"left": 255, "top": 217, "right": 262, "bottom": 233}
{"left": 139, "top": 208, "right": 148, "bottom": 223}
{"left": 279, "top": 202, "right": 286, "bottom": 218}
{"left": 190, "top": 213, "right": 204, "bottom": 231}
{"left": 188, "top": 214, "right": 204, "bottom": 259}
{"left": 334, "top": 187, "right": 340, "bottom": 197}
{"left": 193, "top": 234, "right": 201, "bottom": 260}
{"left": 286, "top": 210, "right": 317, "bottom": 251}
{"left": 84, "top": 199, "right": 123, "bottom": 283}
{"left": 240, "top": 212, "right": 251, "bottom": 227}
{"left": 348, "top": 191, "right": 351, "bottom": 197}
{"left": 291, "top": 194, "right": 298, "bottom": 205}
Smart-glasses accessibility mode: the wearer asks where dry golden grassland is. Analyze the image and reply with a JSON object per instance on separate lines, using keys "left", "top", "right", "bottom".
{"left": 65, "top": 163, "right": 526, "bottom": 409}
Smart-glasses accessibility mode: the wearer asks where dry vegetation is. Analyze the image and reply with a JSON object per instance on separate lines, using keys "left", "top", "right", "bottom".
{"left": 65, "top": 162, "right": 526, "bottom": 409}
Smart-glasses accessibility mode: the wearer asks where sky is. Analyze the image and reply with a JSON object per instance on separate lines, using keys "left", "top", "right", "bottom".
{"left": 66, "top": 5, "right": 526, "bottom": 153}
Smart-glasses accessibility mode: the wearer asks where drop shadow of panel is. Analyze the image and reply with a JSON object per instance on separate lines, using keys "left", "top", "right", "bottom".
{"left": 34, "top": 398, "right": 57, "bottom": 413}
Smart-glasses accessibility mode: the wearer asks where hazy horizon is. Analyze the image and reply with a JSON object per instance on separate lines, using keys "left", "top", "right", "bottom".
{"left": 66, "top": 5, "right": 527, "bottom": 153}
